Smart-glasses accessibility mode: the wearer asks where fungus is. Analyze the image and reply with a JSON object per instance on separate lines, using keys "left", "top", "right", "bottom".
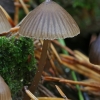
{"left": 0, "top": 7, "right": 11, "bottom": 34}
{"left": 89, "top": 35, "right": 100, "bottom": 65}
{"left": 0, "top": 76, "right": 12, "bottom": 100}
{"left": 18, "top": 0, "right": 80, "bottom": 98}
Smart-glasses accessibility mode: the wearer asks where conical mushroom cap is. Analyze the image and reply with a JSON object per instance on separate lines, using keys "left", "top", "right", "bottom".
{"left": 19, "top": 1, "right": 80, "bottom": 40}
{"left": 0, "top": 8, "right": 11, "bottom": 34}
{"left": 0, "top": 76, "right": 12, "bottom": 100}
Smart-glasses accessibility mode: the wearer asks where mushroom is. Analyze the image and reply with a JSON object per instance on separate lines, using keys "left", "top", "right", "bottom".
{"left": 89, "top": 35, "right": 100, "bottom": 65}
{"left": 0, "top": 7, "right": 11, "bottom": 34}
{"left": 18, "top": 0, "right": 80, "bottom": 98}
{"left": 0, "top": 6, "right": 15, "bottom": 27}
{"left": 0, "top": 7, "right": 12, "bottom": 100}
{"left": 0, "top": 76, "right": 12, "bottom": 100}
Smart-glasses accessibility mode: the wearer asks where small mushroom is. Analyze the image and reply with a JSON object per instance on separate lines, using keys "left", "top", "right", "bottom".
{"left": 0, "top": 6, "right": 15, "bottom": 27}
{"left": 89, "top": 35, "right": 100, "bottom": 65}
{"left": 18, "top": 0, "right": 80, "bottom": 98}
{"left": 0, "top": 76, "right": 12, "bottom": 100}
{"left": 0, "top": 7, "right": 11, "bottom": 34}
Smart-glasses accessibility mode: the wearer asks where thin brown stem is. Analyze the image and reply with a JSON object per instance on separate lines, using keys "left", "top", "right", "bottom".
{"left": 60, "top": 54, "right": 100, "bottom": 74}
{"left": 19, "top": 0, "right": 29, "bottom": 14}
{"left": 23, "top": 40, "right": 50, "bottom": 100}
{"left": 14, "top": 2, "right": 30, "bottom": 8}
{"left": 60, "top": 79, "right": 100, "bottom": 89}
{"left": 14, "top": 0, "right": 19, "bottom": 25}
{"left": 44, "top": 76, "right": 100, "bottom": 89}
{"left": 38, "top": 84, "right": 56, "bottom": 97}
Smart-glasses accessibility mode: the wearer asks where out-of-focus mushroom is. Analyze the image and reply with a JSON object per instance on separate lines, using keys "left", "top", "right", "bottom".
{"left": 18, "top": 0, "right": 80, "bottom": 99}
{"left": 0, "top": 76, "right": 12, "bottom": 100}
{"left": 89, "top": 35, "right": 100, "bottom": 65}
{"left": 0, "top": 7, "right": 11, "bottom": 34}
{"left": 0, "top": 6, "right": 15, "bottom": 27}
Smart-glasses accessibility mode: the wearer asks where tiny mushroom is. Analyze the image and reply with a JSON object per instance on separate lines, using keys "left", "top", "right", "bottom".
{"left": 0, "top": 76, "right": 12, "bottom": 100}
{"left": 18, "top": 0, "right": 80, "bottom": 99}
{"left": 0, "top": 7, "right": 12, "bottom": 100}
{"left": 89, "top": 35, "right": 100, "bottom": 65}
{"left": 0, "top": 7, "right": 11, "bottom": 34}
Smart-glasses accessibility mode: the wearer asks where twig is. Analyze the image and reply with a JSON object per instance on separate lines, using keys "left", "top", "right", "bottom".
{"left": 60, "top": 79, "right": 100, "bottom": 89}
{"left": 81, "top": 87, "right": 100, "bottom": 92}
{"left": 14, "top": 2, "right": 30, "bottom": 8}
{"left": 47, "top": 53, "right": 59, "bottom": 76}
{"left": 57, "top": 39, "right": 84, "bottom": 100}
{"left": 74, "top": 50, "right": 89, "bottom": 62}
{"left": 60, "top": 54, "right": 100, "bottom": 74}
{"left": 50, "top": 43, "right": 100, "bottom": 82}
{"left": 55, "top": 85, "right": 69, "bottom": 100}
{"left": 19, "top": 0, "right": 29, "bottom": 14}
{"left": 44, "top": 77, "right": 100, "bottom": 90}
{"left": 24, "top": 86, "right": 38, "bottom": 100}
{"left": 14, "top": 0, "right": 19, "bottom": 25}
{"left": 52, "top": 40, "right": 75, "bottom": 56}
{"left": 38, "top": 84, "right": 56, "bottom": 97}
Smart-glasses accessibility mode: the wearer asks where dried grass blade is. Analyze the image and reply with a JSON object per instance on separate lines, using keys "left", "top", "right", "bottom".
{"left": 55, "top": 85, "right": 69, "bottom": 100}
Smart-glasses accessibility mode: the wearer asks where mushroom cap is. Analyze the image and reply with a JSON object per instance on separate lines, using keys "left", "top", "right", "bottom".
{"left": 89, "top": 35, "right": 100, "bottom": 65}
{"left": 0, "top": 7, "right": 11, "bottom": 34}
{"left": 0, "top": 76, "right": 12, "bottom": 100}
{"left": 19, "top": 1, "right": 80, "bottom": 40}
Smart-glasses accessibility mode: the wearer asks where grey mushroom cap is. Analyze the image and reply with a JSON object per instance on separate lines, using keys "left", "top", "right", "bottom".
{"left": 0, "top": 8, "right": 11, "bottom": 34}
{"left": 19, "top": 1, "right": 80, "bottom": 40}
{"left": 0, "top": 76, "right": 12, "bottom": 100}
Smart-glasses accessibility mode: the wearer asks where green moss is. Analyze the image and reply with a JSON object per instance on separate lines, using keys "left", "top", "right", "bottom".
{"left": 0, "top": 36, "right": 36, "bottom": 98}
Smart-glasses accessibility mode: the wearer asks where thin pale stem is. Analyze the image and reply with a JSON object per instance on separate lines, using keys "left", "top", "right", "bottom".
{"left": 23, "top": 40, "right": 49, "bottom": 100}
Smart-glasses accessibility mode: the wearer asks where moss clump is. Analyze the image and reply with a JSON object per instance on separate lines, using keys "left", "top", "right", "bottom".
{"left": 0, "top": 36, "right": 36, "bottom": 98}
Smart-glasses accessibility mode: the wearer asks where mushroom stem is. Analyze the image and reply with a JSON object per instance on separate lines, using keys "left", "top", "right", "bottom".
{"left": 23, "top": 40, "right": 50, "bottom": 100}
